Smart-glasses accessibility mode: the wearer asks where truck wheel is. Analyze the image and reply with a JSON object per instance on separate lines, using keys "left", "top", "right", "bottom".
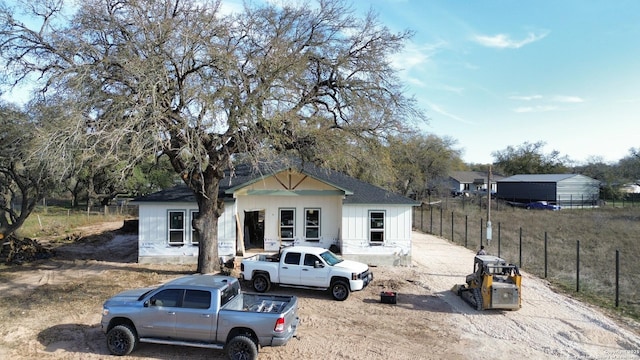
{"left": 252, "top": 273, "right": 271, "bottom": 293}
{"left": 330, "top": 280, "right": 349, "bottom": 301}
{"left": 106, "top": 324, "right": 138, "bottom": 356}
{"left": 225, "top": 335, "right": 258, "bottom": 360}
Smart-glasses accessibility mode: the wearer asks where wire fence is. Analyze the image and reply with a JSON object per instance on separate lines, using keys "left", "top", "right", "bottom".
{"left": 412, "top": 203, "right": 639, "bottom": 318}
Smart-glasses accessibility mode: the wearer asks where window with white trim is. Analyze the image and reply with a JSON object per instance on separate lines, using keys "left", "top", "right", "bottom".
{"left": 369, "top": 211, "right": 385, "bottom": 243}
{"left": 168, "top": 210, "right": 185, "bottom": 245}
{"left": 190, "top": 210, "right": 199, "bottom": 245}
{"left": 279, "top": 208, "right": 295, "bottom": 240}
{"left": 305, "top": 208, "right": 320, "bottom": 241}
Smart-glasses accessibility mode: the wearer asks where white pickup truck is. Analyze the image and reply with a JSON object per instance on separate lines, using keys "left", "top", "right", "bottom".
{"left": 240, "top": 246, "right": 373, "bottom": 301}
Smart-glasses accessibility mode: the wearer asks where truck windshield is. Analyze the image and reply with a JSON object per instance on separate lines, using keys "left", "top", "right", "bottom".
{"left": 319, "top": 250, "right": 343, "bottom": 266}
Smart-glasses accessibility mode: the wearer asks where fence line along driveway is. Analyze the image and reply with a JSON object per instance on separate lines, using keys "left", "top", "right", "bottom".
{"left": 410, "top": 231, "right": 640, "bottom": 360}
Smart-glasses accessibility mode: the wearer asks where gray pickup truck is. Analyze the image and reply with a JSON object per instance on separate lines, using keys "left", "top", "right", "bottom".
{"left": 101, "top": 274, "right": 299, "bottom": 359}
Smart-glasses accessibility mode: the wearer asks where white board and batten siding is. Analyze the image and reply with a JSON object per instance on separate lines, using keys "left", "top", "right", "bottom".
{"left": 341, "top": 204, "right": 413, "bottom": 266}
{"left": 138, "top": 201, "right": 236, "bottom": 264}
{"left": 234, "top": 193, "right": 343, "bottom": 252}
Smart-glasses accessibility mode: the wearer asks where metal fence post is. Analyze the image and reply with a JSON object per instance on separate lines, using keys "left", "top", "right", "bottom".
{"left": 429, "top": 205, "right": 433, "bottom": 234}
{"left": 519, "top": 227, "right": 523, "bottom": 268}
{"left": 439, "top": 207, "right": 443, "bottom": 237}
{"left": 576, "top": 240, "right": 580, "bottom": 292}
{"left": 480, "top": 218, "right": 483, "bottom": 248}
{"left": 465, "top": 215, "right": 468, "bottom": 248}
{"left": 544, "top": 232, "right": 548, "bottom": 278}
{"left": 616, "top": 249, "right": 620, "bottom": 307}
{"left": 498, "top": 222, "right": 501, "bottom": 258}
{"left": 451, "top": 211, "right": 454, "bottom": 242}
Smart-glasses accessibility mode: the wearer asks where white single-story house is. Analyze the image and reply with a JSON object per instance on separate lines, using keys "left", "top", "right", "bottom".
{"left": 448, "top": 171, "right": 504, "bottom": 195}
{"left": 132, "top": 162, "right": 419, "bottom": 266}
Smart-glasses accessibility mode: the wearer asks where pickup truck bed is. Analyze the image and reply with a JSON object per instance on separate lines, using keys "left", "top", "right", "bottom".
{"left": 223, "top": 293, "right": 293, "bottom": 313}
{"left": 101, "top": 274, "right": 299, "bottom": 360}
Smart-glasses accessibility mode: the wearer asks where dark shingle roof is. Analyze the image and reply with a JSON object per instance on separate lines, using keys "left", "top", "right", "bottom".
{"left": 134, "top": 162, "right": 417, "bottom": 205}
{"left": 449, "top": 171, "right": 504, "bottom": 183}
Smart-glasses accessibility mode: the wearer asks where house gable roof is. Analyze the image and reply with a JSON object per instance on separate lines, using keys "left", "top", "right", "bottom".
{"left": 449, "top": 171, "right": 504, "bottom": 183}
{"left": 133, "top": 162, "right": 418, "bottom": 205}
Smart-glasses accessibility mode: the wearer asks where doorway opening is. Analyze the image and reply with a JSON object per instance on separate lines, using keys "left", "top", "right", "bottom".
{"left": 243, "top": 209, "right": 265, "bottom": 249}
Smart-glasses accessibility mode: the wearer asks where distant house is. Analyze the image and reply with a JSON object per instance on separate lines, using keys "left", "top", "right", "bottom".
{"left": 620, "top": 182, "right": 640, "bottom": 194}
{"left": 497, "top": 174, "right": 600, "bottom": 208}
{"left": 132, "top": 162, "right": 418, "bottom": 267}
{"left": 448, "top": 171, "right": 504, "bottom": 195}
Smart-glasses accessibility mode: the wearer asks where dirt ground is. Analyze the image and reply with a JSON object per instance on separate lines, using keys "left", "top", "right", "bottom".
{"left": 1, "top": 221, "right": 640, "bottom": 360}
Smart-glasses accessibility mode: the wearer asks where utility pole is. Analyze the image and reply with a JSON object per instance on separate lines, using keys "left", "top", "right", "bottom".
{"left": 486, "top": 165, "right": 492, "bottom": 244}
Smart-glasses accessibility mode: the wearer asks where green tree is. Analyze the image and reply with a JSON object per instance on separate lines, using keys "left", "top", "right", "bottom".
{"left": 0, "top": 103, "right": 53, "bottom": 239}
{"left": 387, "top": 134, "right": 462, "bottom": 199}
{"left": 0, "top": 0, "right": 422, "bottom": 272}
{"left": 492, "top": 141, "right": 569, "bottom": 176}
{"left": 575, "top": 156, "right": 620, "bottom": 200}
{"left": 619, "top": 149, "right": 640, "bottom": 183}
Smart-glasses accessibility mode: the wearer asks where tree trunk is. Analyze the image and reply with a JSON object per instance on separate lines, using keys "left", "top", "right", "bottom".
{"left": 196, "top": 208, "right": 220, "bottom": 274}
{"left": 192, "top": 176, "right": 225, "bottom": 274}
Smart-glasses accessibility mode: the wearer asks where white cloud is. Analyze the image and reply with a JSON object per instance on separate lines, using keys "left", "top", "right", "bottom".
{"left": 509, "top": 94, "right": 543, "bottom": 101}
{"left": 472, "top": 30, "right": 549, "bottom": 49}
{"left": 428, "top": 102, "right": 474, "bottom": 124}
{"left": 552, "top": 95, "right": 584, "bottom": 103}
{"left": 390, "top": 40, "right": 446, "bottom": 71}
{"left": 509, "top": 94, "right": 584, "bottom": 111}
{"left": 513, "top": 105, "right": 558, "bottom": 113}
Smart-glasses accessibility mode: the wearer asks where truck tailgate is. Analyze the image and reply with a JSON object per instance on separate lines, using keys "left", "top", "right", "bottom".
{"left": 219, "top": 293, "right": 299, "bottom": 347}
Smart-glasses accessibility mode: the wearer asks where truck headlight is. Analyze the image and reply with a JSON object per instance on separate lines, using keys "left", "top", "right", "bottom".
{"left": 102, "top": 308, "right": 110, "bottom": 316}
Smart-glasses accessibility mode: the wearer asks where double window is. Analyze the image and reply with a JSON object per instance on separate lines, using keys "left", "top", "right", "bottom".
{"left": 369, "top": 211, "right": 385, "bottom": 243}
{"left": 169, "top": 210, "right": 199, "bottom": 245}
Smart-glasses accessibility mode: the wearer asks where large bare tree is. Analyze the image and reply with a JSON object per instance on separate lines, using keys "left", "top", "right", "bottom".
{"left": 0, "top": 0, "right": 423, "bottom": 272}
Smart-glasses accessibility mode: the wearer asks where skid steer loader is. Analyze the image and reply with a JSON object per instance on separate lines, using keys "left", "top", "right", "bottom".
{"left": 452, "top": 255, "right": 522, "bottom": 311}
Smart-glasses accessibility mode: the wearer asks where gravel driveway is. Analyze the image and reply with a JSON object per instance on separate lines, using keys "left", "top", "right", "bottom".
{"left": 1, "top": 227, "right": 639, "bottom": 359}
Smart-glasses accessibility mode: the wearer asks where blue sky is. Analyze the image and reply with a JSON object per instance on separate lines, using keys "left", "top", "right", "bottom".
{"left": 347, "top": 0, "right": 640, "bottom": 164}
{"left": 5, "top": 0, "right": 638, "bottom": 165}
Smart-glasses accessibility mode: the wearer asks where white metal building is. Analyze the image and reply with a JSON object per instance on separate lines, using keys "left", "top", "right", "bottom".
{"left": 497, "top": 174, "right": 600, "bottom": 207}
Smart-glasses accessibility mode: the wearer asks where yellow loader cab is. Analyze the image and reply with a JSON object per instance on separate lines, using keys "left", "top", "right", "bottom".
{"left": 454, "top": 255, "right": 522, "bottom": 311}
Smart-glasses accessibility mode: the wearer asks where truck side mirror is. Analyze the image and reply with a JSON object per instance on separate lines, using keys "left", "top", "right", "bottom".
{"left": 314, "top": 261, "right": 324, "bottom": 268}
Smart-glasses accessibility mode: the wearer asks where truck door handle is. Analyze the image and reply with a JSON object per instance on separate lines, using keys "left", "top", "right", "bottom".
{"left": 201, "top": 314, "right": 211, "bottom": 318}
{"left": 282, "top": 266, "right": 288, "bottom": 269}
{"left": 302, "top": 269, "right": 309, "bottom": 271}
{"left": 167, "top": 311, "right": 176, "bottom": 315}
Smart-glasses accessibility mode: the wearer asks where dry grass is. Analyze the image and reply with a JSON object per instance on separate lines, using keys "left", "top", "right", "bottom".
{"left": 414, "top": 201, "right": 640, "bottom": 321}
{"left": 0, "top": 262, "right": 193, "bottom": 356}
{"left": 16, "top": 207, "right": 127, "bottom": 239}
